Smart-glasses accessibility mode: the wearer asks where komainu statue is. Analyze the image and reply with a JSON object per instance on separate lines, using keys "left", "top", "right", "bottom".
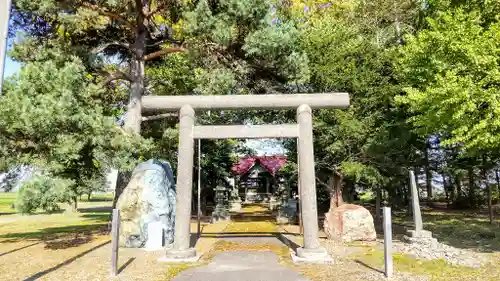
{"left": 116, "top": 159, "right": 176, "bottom": 248}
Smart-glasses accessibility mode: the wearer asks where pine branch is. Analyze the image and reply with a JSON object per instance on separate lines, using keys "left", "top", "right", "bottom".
{"left": 142, "top": 113, "right": 178, "bottom": 121}
{"left": 102, "top": 71, "right": 135, "bottom": 84}
{"left": 81, "top": 2, "right": 136, "bottom": 32}
{"left": 147, "top": 38, "right": 182, "bottom": 47}
{"left": 92, "top": 41, "right": 131, "bottom": 54}
{"left": 316, "top": 177, "right": 330, "bottom": 189}
{"left": 146, "top": 2, "right": 167, "bottom": 18}
{"left": 142, "top": 47, "right": 185, "bottom": 61}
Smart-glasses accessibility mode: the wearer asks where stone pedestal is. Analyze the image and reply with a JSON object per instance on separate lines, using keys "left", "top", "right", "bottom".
{"left": 211, "top": 208, "right": 231, "bottom": 223}
{"left": 402, "top": 229, "right": 438, "bottom": 248}
{"left": 161, "top": 247, "right": 200, "bottom": 262}
{"left": 276, "top": 199, "right": 298, "bottom": 224}
{"left": 291, "top": 247, "right": 333, "bottom": 264}
{"left": 229, "top": 200, "right": 242, "bottom": 212}
{"left": 269, "top": 196, "right": 278, "bottom": 211}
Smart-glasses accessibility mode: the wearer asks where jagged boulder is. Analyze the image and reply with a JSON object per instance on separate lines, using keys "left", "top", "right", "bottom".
{"left": 323, "top": 204, "right": 376, "bottom": 242}
{"left": 116, "top": 159, "right": 176, "bottom": 248}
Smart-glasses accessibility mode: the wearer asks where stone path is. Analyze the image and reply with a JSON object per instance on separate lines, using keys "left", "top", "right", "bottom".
{"left": 171, "top": 251, "right": 310, "bottom": 281}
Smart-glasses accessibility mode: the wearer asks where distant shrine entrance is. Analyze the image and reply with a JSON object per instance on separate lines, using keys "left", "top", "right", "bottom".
{"left": 141, "top": 93, "right": 349, "bottom": 262}
{"left": 231, "top": 155, "right": 288, "bottom": 204}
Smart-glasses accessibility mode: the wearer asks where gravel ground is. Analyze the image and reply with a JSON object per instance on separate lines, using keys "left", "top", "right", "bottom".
{"left": 278, "top": 226, "right": 431, "bottom": 281}
{"left": 394, "top": 238, "right": 489, "bottom": 268}
{"left": 0, "top": 221, "right": 229, "bottom": 281}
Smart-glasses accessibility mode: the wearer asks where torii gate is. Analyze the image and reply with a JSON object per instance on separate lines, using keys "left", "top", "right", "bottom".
{"left": 142, "top": 93, "right": 350, "bottom": 262}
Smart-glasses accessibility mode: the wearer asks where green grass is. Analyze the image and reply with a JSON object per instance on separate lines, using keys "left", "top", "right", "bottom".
{"left": 79, "top": 192, "right": 114, "bottom": 202}
{"left": 0, "top": 192, "right": 112, "bottom": 246}
{"left": 0, "top": 192, "right": 17, "bottom": 213}
{"left": 351, "top": 248, "right": 500, "bottom": 281}
{"left": 392, "top": 210, "right": 500, "bottom": 252}
{"left": 0, "top": 192, "right": 114, "bottom": 214}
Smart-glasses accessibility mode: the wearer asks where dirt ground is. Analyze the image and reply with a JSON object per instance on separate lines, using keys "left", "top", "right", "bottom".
{"left": 1, "top": 201, "right": 500, "bottom": 281}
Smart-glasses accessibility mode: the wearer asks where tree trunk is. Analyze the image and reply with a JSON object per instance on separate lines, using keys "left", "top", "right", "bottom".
{"left": 113, "top": 3, "right": 148, "bottom": 209}
{"left": 72, "top": 197, "right": 78, "bottom": 212}
{"left": 424, "top": 141, "right": 432, "bottom": 199}
{"left": 375, "top": 186, "right": 381, "bottom": 221}
{"left": 328, "top": 172, "right": 344, "bottom": 211}
{"left": 468, "top": 168, "right": 475, "bottom": 208}
{"left": 442, "top": 172, "right": 449, "bottom": 205}
{"left": 87, "top": 192, "right": 91, "bottom": 202}
{"left": 482, "top": 158, "right": 493, "bottom": 224}
{"left": 488, "top": 178, "right": 493, "bottom": 224}
{"left": 496, "top": 169, "right": 500, "bottom": 200}
{"left": 112, "top": 171, "right": 131, "bottom": 208}
{"left": 455, "top": 174, "right": 462, "bottom": 199}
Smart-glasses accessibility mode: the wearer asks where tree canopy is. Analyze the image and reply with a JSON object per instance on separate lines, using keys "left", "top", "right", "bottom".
{"left": 2, "top": 0, "right": 500, "bottom": 218}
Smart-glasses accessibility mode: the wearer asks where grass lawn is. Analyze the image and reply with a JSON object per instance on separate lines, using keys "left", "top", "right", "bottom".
{"left": 391, "top": 209, "right": 500, "bottom": 252}
{"left": 0, "top": 192, "right": 17, "bottom": 214}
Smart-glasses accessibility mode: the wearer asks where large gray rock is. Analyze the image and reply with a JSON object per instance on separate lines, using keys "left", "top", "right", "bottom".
{"left": 323, "top": 204, "right": 376, "bottom": 242}
{"left": 116, "top": 159, "right": 176, "bottom": 248}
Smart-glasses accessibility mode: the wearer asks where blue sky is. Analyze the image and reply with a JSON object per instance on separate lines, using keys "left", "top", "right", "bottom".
{"left": 3, "top": 56, "right": 20, "bottom": 77}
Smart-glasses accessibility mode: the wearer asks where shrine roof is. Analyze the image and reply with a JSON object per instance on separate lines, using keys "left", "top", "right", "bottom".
{"left": 231, "top": 155, "right": 287, "bottom": 176}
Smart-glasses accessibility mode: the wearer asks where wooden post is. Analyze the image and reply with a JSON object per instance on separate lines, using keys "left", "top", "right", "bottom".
{"left": 111, "top": 209, "right": 120, "bottom": 277}
{"left": 383, "top": 207, "right": 393, "bottom": 278}
{"left": 197, "top": 139, "right": 202, "bottom": 237}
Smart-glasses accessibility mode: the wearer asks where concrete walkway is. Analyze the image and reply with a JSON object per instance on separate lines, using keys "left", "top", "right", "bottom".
{"left": 171, "top": 251, "right": 310, "bottom": 281}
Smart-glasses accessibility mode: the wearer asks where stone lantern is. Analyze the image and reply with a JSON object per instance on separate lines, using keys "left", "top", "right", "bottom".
{"left": 211, "top": 186, "right": 230, "bottom": 223}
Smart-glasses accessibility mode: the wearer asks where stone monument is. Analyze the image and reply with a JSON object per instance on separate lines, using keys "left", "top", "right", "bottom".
{"left": 116, "top": 159, "right": 176, "bottom": 248}
{"left": 402, "top": 170, "right": 437, "bottom": 247}
{"left": 323, "top": 204, "right": 376, "bottom": 242}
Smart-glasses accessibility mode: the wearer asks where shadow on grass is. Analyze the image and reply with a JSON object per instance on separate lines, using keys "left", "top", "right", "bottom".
{"left": 77, "top": 206, "right": 112, "bottom": 213}
{"left": 0, "top": 223, "right": 109, "bottom": 246}
{"left": 198, "top": 231, "right": 300, "bottom": 252}
{"left": 388, "top": 209, "right": 500, "bottom": 253}
{"left": 0, "top": 242, "right": 41, "bottom": 257}
{"left": 354, "top": 260, "right": 384, "bottom": 274}
{"left": 230, "top": 215, "right": 275, "bottom": 223}
{"left": 118, "top": 257, "right": 136, "bottom": 274}
{"left": 22, "top": 240, "right": 111, "bottom": 281}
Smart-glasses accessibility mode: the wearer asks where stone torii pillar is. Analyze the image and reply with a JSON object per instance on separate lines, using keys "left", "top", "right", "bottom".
{"left": 142, "top": 93, "right": 350, "bottom": 262}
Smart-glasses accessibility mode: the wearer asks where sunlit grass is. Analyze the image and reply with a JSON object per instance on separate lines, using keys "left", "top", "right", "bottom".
{"left": 350, "top": 247, "right": 500, "bottom": 281}
{"left": 0, "top": 192, "right": 17, "bottom": 213}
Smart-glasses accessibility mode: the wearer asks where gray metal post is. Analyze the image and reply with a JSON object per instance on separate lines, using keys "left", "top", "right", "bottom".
{"left": 0, "top": 0, "right": 12, "bottom": 94}
{"left": 166, "top": 105, "right": 197, "bottom": 259}
{"left": 409, "top": 170, "right": 423, "bottom": 234}
{"left": 111, "top": 209, "right": 120, "bottom": 276}
{"left": 197, "top": 138, "right": 201, "bottom": 238}
{"left": 383, "top": 207, "right": 393, "bottom": 278}
{"left": 296, "top": 104, "right": 320, "bottom": 252}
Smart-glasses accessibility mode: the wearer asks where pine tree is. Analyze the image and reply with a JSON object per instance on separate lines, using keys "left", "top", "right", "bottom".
{"left": 0, "top": 58, "right": 154, "bottom": 212}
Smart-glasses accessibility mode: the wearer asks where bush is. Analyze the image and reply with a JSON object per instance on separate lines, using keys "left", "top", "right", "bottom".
{"left": 359, "top": 191, "right": 374, "bottom": 203}
{"left": 16, "top": 175, "right": 73, "bottom": 214}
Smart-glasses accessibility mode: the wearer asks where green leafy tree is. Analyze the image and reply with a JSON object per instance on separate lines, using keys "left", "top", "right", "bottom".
{"left": 396, "top": 9, "right": 500, "bottom": 151}
{"left": 16, "top": 175, "right": 72, "bottom": 214}
{"left": 294, "top": 0, "right": 422, "bottom": 210}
